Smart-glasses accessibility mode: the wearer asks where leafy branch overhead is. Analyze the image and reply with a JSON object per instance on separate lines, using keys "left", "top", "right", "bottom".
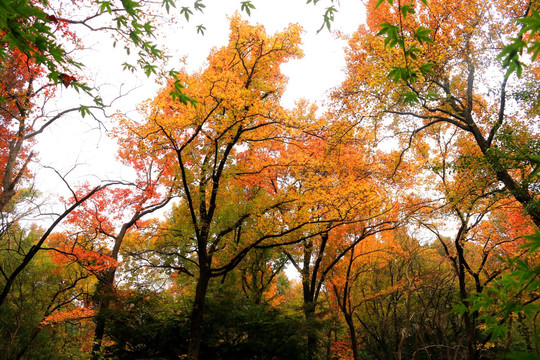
{"left": 375, "top": 0, "right": 434, "bottom": 85}
{"left": 0, "top": 0, "right": 254, "bottom": 105}
{"left": 499, "top": 8, "right": 540, "bottom": 77}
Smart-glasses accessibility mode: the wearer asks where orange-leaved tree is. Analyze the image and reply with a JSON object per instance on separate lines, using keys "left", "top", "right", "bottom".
{"left": 336, "top": 0, "right": 540, "bottom": 227}
{"left": 55, "top": 165, "right": 172, "bottom": 358}
{"left": 114, "top": 15, "right": 312, "bottom": 359}
{"left": 0, "top": 21, "right": 116, "bottom": 311}
{"left": 0, "top": 48, "right": 45, "bottom": 213}
{"left": 275, "top": 103, "right": 423, "bottom": 359}
{"left": 328, "top": 229, "right": 457, "bottom": 360}
{"left": 411, "top": 122, "right": 537, "bottom": 358}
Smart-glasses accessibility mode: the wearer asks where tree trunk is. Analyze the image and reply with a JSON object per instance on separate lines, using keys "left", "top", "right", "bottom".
{"left": 344, "top": 312, "right": 359, "bottom": 360}
{"left": 187, "top": 269, "right": 211, "bottom": 360}
{"left": 304, "top": 301, "right": 318, "bottom": 360}
{"left": 91, "top": 309, "right": 108, "bottom": 360}
{"left": 91, "top": 270, "right": 116, "bottom": 360}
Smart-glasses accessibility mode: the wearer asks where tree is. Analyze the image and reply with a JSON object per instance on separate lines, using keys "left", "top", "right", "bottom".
{"left": 115, "top": 16, "right": 311, "bottom": 359}
{"left": 275, "top": 104, "right": 423, "bottom": 359}
{"left": 410, "top": 122, "right": 536, "bottom": 358}
{"left": 0, "top": 18, "right": 123, "bottom": 312}
{"left": 55, "top": 145, "right": 174, "bottom": 357}
{"left": 0, "top": 227, "right": 96, "bottom": 360}
{"left": 328, "top": 239, "right": 381, "bottom": 360}
{"left": 350, "top": 231, "right": 461, "bottom": 360}
{"left": 100, "top": 274, "right": 307, "bottom": 360}
{"left": 198, "top": 279, "right": 307, "bottom": 360}
{"left": 55, "top": 174, "right": 172, "bottom": 358}
{"left": 0, "top": 183, "right": 112, "bottom": 308}
{"left": 469, "top": 231, "right": 540, "bottom": 357}
{"left": 237, "top": 247, "right": 288, "bottom": 305}
{"left": 0, "top": 48, "right": 42, "bottom": 213}
{"left": 337, "top": 0, "right": 540, "bottom": 227}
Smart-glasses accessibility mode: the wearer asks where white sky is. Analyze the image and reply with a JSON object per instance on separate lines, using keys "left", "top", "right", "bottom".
{"left": 33, "top": 0, "right": 366, "bottom": 198}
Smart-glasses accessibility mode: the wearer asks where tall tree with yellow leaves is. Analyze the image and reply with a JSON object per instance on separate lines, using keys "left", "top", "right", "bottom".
{"left": 115, "top": 16, "right": 318, "bottom": 359}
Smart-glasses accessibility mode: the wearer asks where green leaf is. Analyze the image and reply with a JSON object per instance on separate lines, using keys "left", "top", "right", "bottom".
{"left": 388, "top": 67, "right": 401, "bottom": 82}
{"left": 517, "top": 9, "right": 540, "bottom": 35}
{"left": 180, "top": 7, "right": 193, "bottom": 21}
{"left": 70, "top": 81, "right": 92, "bottom": 94}
{"left": 452, "top": 303, "right": 468, "bottom": 315}
{"left": 94, "top": 96, "right": 104, "bottom": 107}
{"left": 48, "top": 46, "right": 66, "bottom": 63}
{"left": 98, "top": 1, "right": 113, "bottom": 14}
{"left": 499, "top": 38, "right": 526, "bottom": 77}
{"left": 425, "top": 91, "right": 438, "bottom": 100}
{"left": 241, "top": 1, "right": 256, "bottom": 16}
{"left": 419, "top": 62, "right": 434, "bottom": 75}
{"left": 405, "top": 46, "right": 422, "bottom": 57}
{"left": 403, "top": 91, "right": 419, "bottom": 104}
{"left": 400, "top": 4, "right": 415, "bottom": 18}
{"left": 79, "top": 105, "right": 91, "bottom": 118}
{"left": 376, "top": 22, "right": 398, "bottom": 36}
{"left": 170, "top": 78, "right": 196, "bottom": 106}
{"left": 129, "top": 30, "right": 142, "bottom": 45}
{"left": 143, "top": 21, "right": 153, "bottom": 35}
{"left": 121, "top": 0, "right": 140, "bottom": 17}
{"left": 34, "top": 37, "right": 47, "bottom": 52}
{"left": 116, "top": 15, "right": 128, "bottom": 29}
{"left": 414, "top": 26, "right": 434, "bottom": 44}
{"left": 389, "top": 66, "right": 418, "bottom": 83}
{"left": 377, "top": 23, "right": 403, "bottom": 49}
{"left": 162, "top": 0, "right": 176, "bottom": 13}
{"left": 523, "top": 231, "right": 540, "bottom": 252}
{"left": 470, "top": 300, "right": 484, "bottom": 313}
{"left": 122, "top": 62, "right": 136, "bottom": 72}
{"left": 527, "top": 40, "right": 540, "bottom": 61}
{"left": 194, "top": 0, "right": 205, "bottom": 12}
{"left": 196, "top": 24, "right": 206, "bottom": 35}
{"left": 143, "top": 63, "right": 157, "bottom": 76}
{"left": 318, "top": 6, "right": 338, "bottom": 33}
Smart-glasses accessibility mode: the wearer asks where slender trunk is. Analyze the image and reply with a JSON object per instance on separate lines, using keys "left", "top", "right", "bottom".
{"left": 396, "top": 289, "right": 411, "bottom": 360}
{"left": 458, "top": 266, "right": 478, "bottom": 360}
{"left": 301, "top": 240, "right": 318, "bottom": 360}
{"left": 503, "top": 316, "right": 513, "bottom": 355}
{"left": 91, "top": 271, "right": 115, "bottom": 360}
{"left": 187, "top": 268, "right": 211, "bottom": 360}
{"left": 91, "top": 307, "right": 108, "bottom": 360}
{"left": 333, "top": 247, "right": 359, "bottom": 360}
{"left": 344, "top": 312, "right": 359, "bottom": 360}
{"left": 304, "top": 301, "right": 318, "bottom": 360}
{"left": 325, "top": 327, "right": 332, "bottom": 360}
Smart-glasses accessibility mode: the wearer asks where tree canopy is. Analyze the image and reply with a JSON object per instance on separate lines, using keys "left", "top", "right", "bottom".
{"left": 1, "top": 0, "right": 540, "bottom": 359}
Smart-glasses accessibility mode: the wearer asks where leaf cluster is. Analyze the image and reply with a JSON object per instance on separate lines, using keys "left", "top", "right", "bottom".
{"left": 464, "top": 231, "right": 540, "bottom": 351}
{"left": 499, "top": 8, "right": 540, "bottom": 77}
{"left": 375, "top": 1, "right": 434, "bottom": 85}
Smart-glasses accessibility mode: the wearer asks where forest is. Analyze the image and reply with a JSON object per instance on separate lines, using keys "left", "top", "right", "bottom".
{"left": 1, "top": 0, "right": 540, "bottom": 359}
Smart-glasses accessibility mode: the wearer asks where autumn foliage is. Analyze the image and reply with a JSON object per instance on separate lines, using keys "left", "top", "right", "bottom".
{"left": 1, "top": 1, "right": 540, "bottom": 360}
